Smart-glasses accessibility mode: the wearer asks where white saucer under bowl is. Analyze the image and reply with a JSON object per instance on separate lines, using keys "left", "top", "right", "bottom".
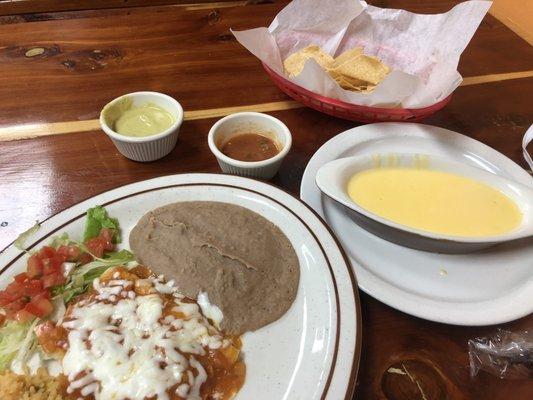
{"left": 301, "top": 122, "right": 533, "bottom": 326}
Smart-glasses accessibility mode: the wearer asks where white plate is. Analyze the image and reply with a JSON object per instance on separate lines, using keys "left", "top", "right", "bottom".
{"left": 301, "top": 122, "right": 533, "bottom": 326}
{"left": 0, "top": 173, "right": 361, "bottom": 400}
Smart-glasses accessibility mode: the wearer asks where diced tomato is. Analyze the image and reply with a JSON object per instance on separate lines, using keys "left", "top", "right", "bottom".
{"left": 32, "top": 290, "right": 50, "bottom": 301}
{"left": 41, "top": 275, "right": 53, "bottom": 290}
{"left": 0, "top": 290, "right": 18, "bottom": 306}
{"left": 0, "top": 295, "right": 13, "bottom": 307}
{"left": 41, "top": 274, "right": 55, "bottom": 289}
{"left": 24, "top": 295, "right": 53, "bottom": 318}
{"left": 42, "top": 255, "right": 63, "bottom": 275}
{"left": 99, "top": 228, "right": 115, "bottom": 251}
{"left": 14, "top": 309, "right": 35, "bottom": 323}
{"left": 56, "top": 245, "right": 69, "bottom": 260}
{"left": 14, "top": 273, "right": 29, "bottom": 284}
{"left": 0, "top": 240, "right": 79, "bottom": 321}
{"left": 86, "top": 228, "right": 118, "bottom": 257}
{"left": 3, "top": 298, "right": 27, "bottom": 318}
{"left": 55, "top": 273, "right": 66, "bottom": 286}
{"left": 85, "top": 237, "right": 105, "bottom": 258}
{"left": 56, "top": 253, "right": 68, "bottom": 264}
{"left": 41, "top": 273, "right": 66, "bottom": 289}
{"left": 27, "top": 254, "right": 44, "bottom": 278}
{"left": 1, "top": 279, "right": 44, "bottom": 306}
{"left": 57, "top": 245, "right": 81, "bottom": 262}
{"left": 38, "top": 246, "right": 56, "bottom": 260}
{"left": 22, "top": 280, "right": 43, "bottom": 296}
{"left": 54, "top": 253, "right": 67, "bottom": 266}
{"left": 78, "top": 252, "right": 93, "bottom": 265}
{"left": 5, "top": 281, "right": 25, "bottom": 295}
{"left": 99, "top": 228, "right": 114, "bottom": 242}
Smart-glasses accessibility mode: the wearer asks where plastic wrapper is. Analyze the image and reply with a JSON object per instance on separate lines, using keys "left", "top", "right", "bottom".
{"left": 468, "top": 329, "right": 533, "bottom": 380}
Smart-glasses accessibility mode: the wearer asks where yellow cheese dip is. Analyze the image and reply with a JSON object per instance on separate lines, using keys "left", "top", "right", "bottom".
{"left": 347, "top": 168, "right": 522, "bottom": 237}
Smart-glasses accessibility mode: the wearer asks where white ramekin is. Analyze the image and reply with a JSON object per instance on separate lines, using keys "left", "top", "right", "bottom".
{"left": 100, "top": 91, "right": 183, "bottom": 162}
{"left": 207, "top": 112, "right": 292, "bottom": 180}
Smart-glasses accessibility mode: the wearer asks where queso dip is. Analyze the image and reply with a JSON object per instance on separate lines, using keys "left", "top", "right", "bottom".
{"left": 347, "top": 168, "right": 522, "bottom": 237}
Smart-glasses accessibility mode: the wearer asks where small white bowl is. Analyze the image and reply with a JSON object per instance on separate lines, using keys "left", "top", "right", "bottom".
{"left": 100, "top": 91, "right": 183, "bottom": 162}
{"left": 316, "top": 153, "right": 533, "bottom": 253}
{"left": 207, "top": 112, "right": 292, "bottom": 180}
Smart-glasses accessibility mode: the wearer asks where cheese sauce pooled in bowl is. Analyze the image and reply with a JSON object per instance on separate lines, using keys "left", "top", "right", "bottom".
{"left": 347, "top": 168, "right": 522, "bottom": 237}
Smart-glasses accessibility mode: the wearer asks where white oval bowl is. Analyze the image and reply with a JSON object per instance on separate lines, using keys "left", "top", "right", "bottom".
{"left": 100, "top": 91, "right": 183, "bottom": 162}
{"left": 316, "top": 153, "right": 533, "bottom": 253}
{"left": 208, "top": 112, "right": 292, "bottom": 180}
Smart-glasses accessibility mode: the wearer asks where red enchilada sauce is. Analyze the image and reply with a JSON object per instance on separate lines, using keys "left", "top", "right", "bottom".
{"left": 220, "top": 133, "right": 279, "bottom": 162}
{"left": 35, "top": 266, "right": 245, "bottom": 400}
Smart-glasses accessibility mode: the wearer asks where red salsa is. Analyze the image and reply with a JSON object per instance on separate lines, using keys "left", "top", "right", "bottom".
{"left": 220, "top": 133, "right": 279, "bottom": 162}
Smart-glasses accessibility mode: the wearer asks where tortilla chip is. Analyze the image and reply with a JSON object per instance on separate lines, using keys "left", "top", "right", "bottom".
{"left": 283, "top": 45, "right": 389, "bottom": 93}
{"left": 329, "top": 69, "right": 367, "bottom": 87}
{"left": 330, "top": 47, "right": 363, "bottom": 69}
{"left": 330, "top": 68, "right": 374, "bottom": 92}
{"left": 283, "top": 45, "right": 334, "bottom": 77}
{"left": 334, "top": 75, "right": 375, "bottom": 92}
{"left": 329, "top": 53, "right": 390, "bottom": 86}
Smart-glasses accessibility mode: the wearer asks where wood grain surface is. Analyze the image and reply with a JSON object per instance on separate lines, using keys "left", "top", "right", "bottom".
{"left": 1, "top": 1, "right": 533, "bottom": 130}
{"left": 0, "top": 1, "right": 532, "bottom": 399}
{"left": 0, "top": 0, "right": 245, "bottom": 16}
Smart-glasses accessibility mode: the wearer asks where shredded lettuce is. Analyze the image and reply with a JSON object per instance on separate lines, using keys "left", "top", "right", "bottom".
{"left": 52, "top": 266, "right": 106, "bottom": 304}
{"left": 73, "top": 249, "right": 134, "bottom": 278}
{"left": 47, "top": 205, "right": 130, "bottom": 303}
{"left": 14, "top": 221, "right": 40, "bottom": 251}
{"left": 0, "top": 320, "right": 37, "bottom": 371}
{"left": 83, "top": 205, "right": 120, "bottom": 242}
{"left": 10, "top": 318, "right": 39, "bottom": 374}
{"left": 2, "top": 206, "right": 130, "bottom": 373}
{"left": 52, "top": 249, "right": 135, "bottom": 303}
{"left": 49, "top": 297, "right": 66, "bottom": 323}
{"left": 49, "top": 232, "right": 71, "bottom": 248}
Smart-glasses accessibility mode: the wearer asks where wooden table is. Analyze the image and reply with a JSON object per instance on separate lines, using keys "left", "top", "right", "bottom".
{"left": 0, "top": 1, "right": 532, "bottom": 399}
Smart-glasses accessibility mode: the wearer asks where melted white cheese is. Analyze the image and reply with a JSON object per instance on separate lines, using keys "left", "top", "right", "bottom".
{"left": 197, "top": 292, "right": 224, "bottom": 329}
{"left": 61, "top": 276, "right": 227, "bottom": 400}
{"left": 10, "top": 347, "right": 63, "bottom": 377}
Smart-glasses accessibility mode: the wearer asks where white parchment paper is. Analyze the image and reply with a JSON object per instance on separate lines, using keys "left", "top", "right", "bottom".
{"left": 233, "top": 0, "right": 491, "bottom": 108}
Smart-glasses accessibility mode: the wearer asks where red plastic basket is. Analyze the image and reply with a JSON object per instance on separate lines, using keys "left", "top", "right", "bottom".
{"left": 262, "top": 64, "right": 451, "bottom": 123}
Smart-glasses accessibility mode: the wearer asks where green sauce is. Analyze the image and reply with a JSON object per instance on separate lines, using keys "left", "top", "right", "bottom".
{"left": 103, "top": 97, "right": 175, "bottom": 137}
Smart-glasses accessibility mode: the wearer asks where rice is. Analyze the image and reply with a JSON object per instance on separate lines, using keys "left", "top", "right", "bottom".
{"left": 0, "top": 368, "right": 66, "bottom": 400}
